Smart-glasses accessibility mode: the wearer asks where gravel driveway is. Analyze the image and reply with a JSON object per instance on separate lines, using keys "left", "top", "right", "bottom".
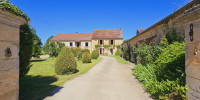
{"left": 44, "top": 56, "right": 152, "bottom": 100}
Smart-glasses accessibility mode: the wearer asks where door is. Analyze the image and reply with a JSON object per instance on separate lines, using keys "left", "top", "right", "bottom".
{"left": 100, "top": 48, "right": 102, "bottom": 54}
{"left": 110, "top": 49, "right": 113, "bottom": 55}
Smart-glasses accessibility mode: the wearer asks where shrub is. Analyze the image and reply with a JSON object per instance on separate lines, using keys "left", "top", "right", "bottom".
{"left": 80, "top": 49, "right": 90, "bottom": 54}
{"left": 155, "top": 42, "right": 185, "bottom": 84}
{"left": 77, "top": 52, "right": 82, "bottom": 60}
{"left": 122, "top": 46, "right": 131, "bottom": 61}
{"left": 55, "top": 47, "right": 77, "bottom": 75}
{"left": 115, "top": 50, "right": 121, "bottom": 56}
{"left": 133, "top": 41, "right": 186, "bottom": 100}
{"left": 133, "top": 42, "right": 161, "bottom": 65}
{"left": 70, "top": 48, "right": 79, "bottom": 57}
{"left": 91, "top": 50, "right": 99, "bottom": 59}
{"left": 133, "top": 64, "right": 187, "bottom": 100}
{"left": 19, "top": 24, "right": 33, "bottom": 77}
{"left": 82, "top": 52, "right": 91, "bottom": 63}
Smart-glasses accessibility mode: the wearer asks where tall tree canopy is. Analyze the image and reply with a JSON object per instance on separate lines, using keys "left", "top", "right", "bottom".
{"left": 43, "top": 36, "right": 53, "bottom": 54}
{"left": 32, "top": 28, "right": 42, "bottom": 58}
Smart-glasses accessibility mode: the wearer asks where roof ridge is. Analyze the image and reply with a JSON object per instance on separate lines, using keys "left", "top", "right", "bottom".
{"left": 93, "top": 29, "right": 120, "bottom": 31}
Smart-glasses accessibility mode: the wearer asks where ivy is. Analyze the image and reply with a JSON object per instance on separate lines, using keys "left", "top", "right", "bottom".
{"left": 103, "top": 45, "right": 112, "bottom": 48}
{"left": 0, "top": 1, "right": 30, "bottom": 21}
{"left": 95, "top": 44, "right": 102, "bottom": 48}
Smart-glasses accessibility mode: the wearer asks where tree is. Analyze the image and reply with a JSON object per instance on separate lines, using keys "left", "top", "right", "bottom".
{"left": 49, "top": 41, "right": 65, "bottom": 57}
{"left": 32, "top": 28, "right": 42, "bottom": 58}
{"left": 0, "top": 0, "right": 9, "bottom": 3}
{"left": 43, "top": 36, "right": 53, "bottom": 54}
{"left": 19, "top": 24, "right": 33, "bottom": 77}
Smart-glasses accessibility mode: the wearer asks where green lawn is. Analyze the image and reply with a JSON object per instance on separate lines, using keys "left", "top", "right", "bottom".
{"left": 108, "top": 55, "right": 130, "bottom": 65}
{"left": 19, "top": 57, "right": 102, "bottom": 100}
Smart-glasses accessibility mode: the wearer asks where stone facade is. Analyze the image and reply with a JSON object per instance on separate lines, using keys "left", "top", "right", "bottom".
{"left": 52, "top": 29, "right": 123, "bottom": 55}
{"left": 183, "top": 5, "right": 200, "bottom": 100}
{"left": 62, "top": 41, "right": 93, "bottom": 52}
{"left": 0, "top": 9, "right": 27, "bottom": 100}
{"left": 91, "top": 39, "right": 123, "bottom": 55}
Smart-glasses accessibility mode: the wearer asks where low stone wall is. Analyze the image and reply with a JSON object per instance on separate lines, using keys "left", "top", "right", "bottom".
{"left": 0, "top": 9, "right": 27, "bottom": 100}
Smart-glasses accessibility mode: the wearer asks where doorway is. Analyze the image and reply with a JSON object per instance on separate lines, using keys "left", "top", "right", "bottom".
{"left": 110, "top": 49, "right": 113, "bottom": 55}
{"left": 76, "top": 42, "right": 80, "bottom": 47}
{"left": 100, "top": 48, "right": 104, "bottom": 55}
{"left": 100, "top": 48, "right": 102, "bottom": 54}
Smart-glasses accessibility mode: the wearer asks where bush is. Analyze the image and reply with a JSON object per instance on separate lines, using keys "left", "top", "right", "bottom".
{"left": 91, "top": 50, "right": 99, "bottom": 59}
{"left": 132, "top": 41, "right": 186, "bottom": 100}
{"left": 122, "top": 46, "right": 131, "bottom": 61}
{"left": 19, "top": 24, "right": 33, "bottom": 77}
{"left": 82, "top": 52, "right": 91, "bottom": 63}
{"left": 133, "top": 42, "right": 161, "bottom": 65}
{"left": 155, "top": 42, "right": 185, "bottom": 84}
{"left": 55, "top": 47, "right": 77, "bottom": 75}
{"left": 80, "top": 49, "right": 90, "bottom": 54}
{"left": 133, "top": 64, "right": 186, "bottom": 100}
{"left": 115, "top": 50, "right": 121, "bottom": 56}
{"left": 77, "top": 52, "right": 82, "bottom": 60}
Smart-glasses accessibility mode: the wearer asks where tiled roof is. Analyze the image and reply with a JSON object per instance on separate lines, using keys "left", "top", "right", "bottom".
{"left": 51, "top": 33, "right": 92, "bottom": 41}
{"left": 137, "top": 29, "right": 146, "bottom": 35}
{"left": 92, "top": 29, "right": 123, "bottom": 39}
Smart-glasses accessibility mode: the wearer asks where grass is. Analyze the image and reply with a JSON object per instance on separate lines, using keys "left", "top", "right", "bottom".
{"left": 108, "top": 55, "right": 130, "bottom": 65}
{"left": 19, "top": 57, "right": 102, "bottom": 100}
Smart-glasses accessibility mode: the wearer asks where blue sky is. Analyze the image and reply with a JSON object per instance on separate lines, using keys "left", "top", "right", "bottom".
{"left": 10, "top": 0, "right": 190, "bottom": 45}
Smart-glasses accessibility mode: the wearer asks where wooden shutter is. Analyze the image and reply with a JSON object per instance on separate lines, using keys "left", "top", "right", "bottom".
{"left": 109, "top": 40, "right": 111, "bottom": 45}
{"left": 113, "top": 40, "right": 115, "bottom": 45}
{"left": 83, "top": 42, "right": 85, "bottom": 47}
{"left": 102, "top": 40, "right": 104, "bottom": 45}
{"left": 98, "top": 40, "right": 100, "bottom": 44}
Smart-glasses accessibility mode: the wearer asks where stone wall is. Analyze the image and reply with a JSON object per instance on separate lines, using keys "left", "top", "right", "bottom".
{"left": 0, "top": 9, "right": 27, "bottom": 100}
{"left": 122, "top": 0, "right": 199, "bottom": 48}
{"left": 182, "top": 5, "right": 200, "bottom": 100}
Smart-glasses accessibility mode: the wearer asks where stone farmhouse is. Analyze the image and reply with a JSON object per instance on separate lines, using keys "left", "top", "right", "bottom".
{"left": 51, "top": 28, "right": 123, "bottom": 55}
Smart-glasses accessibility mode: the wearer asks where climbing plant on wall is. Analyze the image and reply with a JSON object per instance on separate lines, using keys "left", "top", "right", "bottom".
{"left": 0, "top": 0, "right": 29, "bottom": 21}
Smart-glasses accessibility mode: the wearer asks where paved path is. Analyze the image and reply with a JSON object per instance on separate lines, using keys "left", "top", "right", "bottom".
{"left": 44, "top": 56, "right": 152, "bottom": 100}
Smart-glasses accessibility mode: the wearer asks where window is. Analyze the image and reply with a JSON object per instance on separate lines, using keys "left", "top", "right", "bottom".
{"left": 100, "top": 40, "right": 103, "bottom": 44}
{"left": 85, "top": 42, "right": 88, "bottom": 47}
{"left": 111, "top": 40, "right": 113, "bottom": 45}
{"left": 77, "top": 42, "right": 80, "bottom": 47}
{"left": 70, "top": 42, "right": 73, "bottom": 46}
